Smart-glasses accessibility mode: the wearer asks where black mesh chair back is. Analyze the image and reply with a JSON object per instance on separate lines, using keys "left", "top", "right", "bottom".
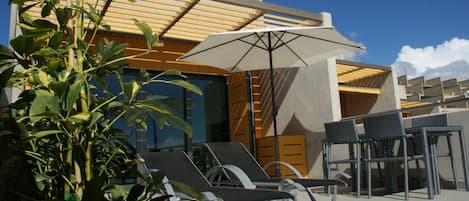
{"left": 324, "top": 119, "right": 360, "bottom": 144}
{"left": 205, "top": 142, "right": 269, "bottom": 180}
{"left": 412, "top": 113, "right": 449, "bottom": 127}
{"left": 141, "top": 151, "right": 212, "bottom": 191}
{"left": 141, "top": 151, "right": 295, "bottom": 201}
{"left": 362, "top": 111, "right": 406, "bottom": 140}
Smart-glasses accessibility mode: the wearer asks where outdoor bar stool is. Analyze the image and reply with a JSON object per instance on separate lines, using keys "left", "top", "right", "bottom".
{"left": 324, "top": 119, "right": 364, "bottom": 197}
{"left": 411, "top": 113, "right": 458, "bottom": 193}
{"left": 362, "top": 111, "right": 434, "bottom": 201}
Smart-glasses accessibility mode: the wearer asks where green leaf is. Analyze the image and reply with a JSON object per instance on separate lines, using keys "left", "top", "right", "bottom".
{"left": 154, "top": 80, "right": 202, "bottom": 96}
{"left": 88, "top": 112, "right": 103, "bottom": 128}
{"left": 163, "top": 69, "right": 184, "bottom": 77}
{"left": 127, "top": 184, "right": 145, "bottom": 201}
{"left": 55, "top": 7, "right": 71, "bottom": 30}
{"left": 102, "top": 23, "right": 111, "bottom": 31}
{"left": 0, "top": 66, "right": 14, "bottom": 88}
{"left": 30, "top": 90, "right": 61, "bottom": 122}
{"left": 21, "top": 12, "right": 35, "bottom": 25}
{"left": 33, "top": 19, "right": 57, "bottom": 29}
{"left": 107, "top": 101, "right": 124, "bottom": 110}
{"left": 48, "top": 32, "right": 63, "bottom": 48}
{"left": 106, "top": 185, "right": 128, "bottom": 201}
{"left": 0, "top": 45, "right": 15, "bottom": 60}
{"left": 48, "top": 81, "right": 68, "bottom": 97}
{"left": 33, "top": 31, "right": 56, "bottom": 43}
{"left": 66, "top": 77, "right": 83, "bottom": 113}
{"left": 64, "top": 193, "right": 80, "bottom": 201}
{"left": 133, "top": 19, "right": 156, "bottom": 50}
{"left": 123, "top": 82, "right": 132, "bottom": 102}
{"left": 139, "top": 69, "right": 150, "bottom": 78}
{"left": 32, "top": 70, "right": 51, "bottom": 87}
{"left": 135, "top": 102, "right": 171, "bottom": 115}
{"left": 41, "top": 3, "right": 53, "bottom": 17}
{"left": 167, "top": 114, "right": 192, "bottom": 136}
{"left": 170, "top": 181, "right": 202, "bottom": 200}
{"left": 23, "top": 130, "right": 63, "bottom": 141}
{"left": 18, "top": 2, "right": 38, "bottom": 15}
{"left": 69, "top": 112, "right": 91, "bottom": 123}
{"left": 10, "top": 35, "right": 34, "bottom": 55}
{"left": 130, "top": 80, "right": 140, "bottom": 101}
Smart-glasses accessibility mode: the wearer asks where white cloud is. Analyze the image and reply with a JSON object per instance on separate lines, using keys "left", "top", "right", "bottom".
{"left": 339, "top": 41, "right": 367, "bottom": 61}
{"left": 393, "top": 38, "right": 469, "bottom": 74}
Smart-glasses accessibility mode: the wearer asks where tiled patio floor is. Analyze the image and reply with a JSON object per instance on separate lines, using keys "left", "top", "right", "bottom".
{"left": 314, "top": 189, "right": 469, "bottom": 201}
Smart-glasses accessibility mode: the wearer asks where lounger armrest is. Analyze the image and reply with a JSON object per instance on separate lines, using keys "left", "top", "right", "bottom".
{"left": 205, "top": 165, "right": 256, "bottom": 189}
{"left": 201, "top": 192, "right": 223, "bottom": 201}
{"left": 262, "top": 161, "right": 304, "bottom": 178}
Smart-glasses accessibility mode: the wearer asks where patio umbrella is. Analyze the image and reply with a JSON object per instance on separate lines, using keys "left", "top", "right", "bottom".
{"left": 178, "top": 26, "right": 364, "bottom": 176}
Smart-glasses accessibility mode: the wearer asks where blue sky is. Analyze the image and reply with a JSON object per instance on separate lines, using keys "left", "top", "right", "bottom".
{"left": 267, "top": 0, "right": 469, "bottom": 80}
{"left": 2, "top": 0, "right": 469, "bottom": 80}
{"left": 1, "top": 3, "right": 10, "bottom": 47}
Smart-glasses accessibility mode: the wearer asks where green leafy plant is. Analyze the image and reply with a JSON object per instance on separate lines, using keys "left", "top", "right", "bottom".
{"left": 0, "top": 0, "right": 201, "bottom": 200}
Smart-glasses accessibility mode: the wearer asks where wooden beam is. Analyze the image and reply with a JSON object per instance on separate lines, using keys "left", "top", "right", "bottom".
{"left": 338, "top": 85, "right": 381, "bottom": 95}
{"left": 234, "top": 11, "right": 266, "bottom": 31}
{"left": 212, "top": 0, "right": 323, "bottom": 23}
{"left": 160, "top": 0, "right": 200, "bottom": 38}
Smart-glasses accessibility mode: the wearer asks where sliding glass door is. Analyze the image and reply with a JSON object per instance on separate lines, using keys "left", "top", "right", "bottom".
{"left": 103, "top": 70, "right": 229, "bottom": 156}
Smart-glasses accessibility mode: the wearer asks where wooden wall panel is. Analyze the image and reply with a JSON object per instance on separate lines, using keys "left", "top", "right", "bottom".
{"left": 93, "top": 32, "right": 229, "bottom": 75}
{"left": 256, "top": 135, "right": 307, "bottom": 178}
{"left": 227, "top": 72, "right": 252, "bottom": 150}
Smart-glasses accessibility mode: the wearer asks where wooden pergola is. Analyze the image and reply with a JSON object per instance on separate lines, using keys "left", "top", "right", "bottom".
{"left": 27, "top": 0, "right": 324, "bottom": 42}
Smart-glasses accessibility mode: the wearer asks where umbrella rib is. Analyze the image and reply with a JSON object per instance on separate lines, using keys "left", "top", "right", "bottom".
{"left": 238, "top": 39, "right": 268, "bottom": 51}
{"left": 272, "top": 31, "right": 287, "bottom": 49}
{"left": 273, "top": 34, "right": 309, "bottom": 67}
{"left": 230, "top": 37, "right": 264, "bottom": 71}
{"left": 255, "top": 32, "right": 269, "bottom": 50}
{"left": 289, "top": 32, "right": 363, "bottom": 49}
{"left": 178, "top": 33, "right": 257, "bottom": 60}
{"left": 271, "top": 34, "right": 301, "bottom": 51}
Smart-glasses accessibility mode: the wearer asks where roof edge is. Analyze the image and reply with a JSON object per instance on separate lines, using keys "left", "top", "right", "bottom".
{"left": 336, "top": 59, "right": 391, "bottom": 71}
{"left": 212, "top": 0, "right": 323, "bottom": 23}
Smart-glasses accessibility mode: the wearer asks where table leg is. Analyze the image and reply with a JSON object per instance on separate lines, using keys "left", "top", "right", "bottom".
{"left": 421, "top": 129, "right": 435, "bottom": 199}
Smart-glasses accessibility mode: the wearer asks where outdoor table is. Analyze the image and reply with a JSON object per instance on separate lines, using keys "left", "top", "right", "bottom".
{"left": 405, "top": 126, "right": 469, "bottom": 197}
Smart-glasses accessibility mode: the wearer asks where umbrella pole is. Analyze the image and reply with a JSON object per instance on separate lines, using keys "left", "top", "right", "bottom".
{"left": 267, "top": 32, "right": 281, "bottom": 177}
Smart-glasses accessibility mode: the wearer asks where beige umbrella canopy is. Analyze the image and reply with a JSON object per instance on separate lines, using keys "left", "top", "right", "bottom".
{"left": 178, "top": 26, "right": 364, "bottom": 176}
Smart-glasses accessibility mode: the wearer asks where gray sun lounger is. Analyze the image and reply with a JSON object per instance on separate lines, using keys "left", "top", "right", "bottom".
{"left": 141, "top": 151, "right": 294, "bottom": 201}
{"left": 204, "top": 142, "right": 346, "bottom": 201}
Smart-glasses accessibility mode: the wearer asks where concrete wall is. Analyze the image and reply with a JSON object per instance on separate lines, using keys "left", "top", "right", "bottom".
{"left": 369, "top": 67, "right": 401, "bottom": 113}
{"left": 259, "top": 61, "right": 403, "bottom": 179}
{"left": 300, "top": 65, "right": 399, "bottom": 179}
{"left": 260, "top": 58, "right": 341, "bottom": 178}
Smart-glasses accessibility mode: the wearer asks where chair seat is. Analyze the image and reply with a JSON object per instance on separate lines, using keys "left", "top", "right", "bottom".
{"left": 207, "top": 186, "right": 294, "bottom": 201}
{"left": 253, "top": 178, "right": 346, "bottom": 188}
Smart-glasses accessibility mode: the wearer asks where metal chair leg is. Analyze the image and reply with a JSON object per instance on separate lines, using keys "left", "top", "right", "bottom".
{"left": 421, "top": 130, "right": 435, "bottom": 199}
{"left": 430, "top": 137, "right": 440, "bottom": 194}
{"left": 411, "top": 137, "right": 423, "bottom": 186}
{"left": 367, "top": 142, "right": 372, "bottom": 198}
{"left": 356, "top": 143, "right": 361, "bottom": 197}
{"left": 373, "top": 142, "right": 384, "bottom": 186}
{"left": 447, "top": 135, "right": 459, "bottom": 189}
{"left": 402, "top": 137, "right": 409, "bottom": 201}
{"left": 327, "top": 143, "right": 332, "bottom": 195}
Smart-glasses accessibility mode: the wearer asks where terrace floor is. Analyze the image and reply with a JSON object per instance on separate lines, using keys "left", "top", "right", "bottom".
{"left": 314, "top": 189, "right": 469, "bottom": 201}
